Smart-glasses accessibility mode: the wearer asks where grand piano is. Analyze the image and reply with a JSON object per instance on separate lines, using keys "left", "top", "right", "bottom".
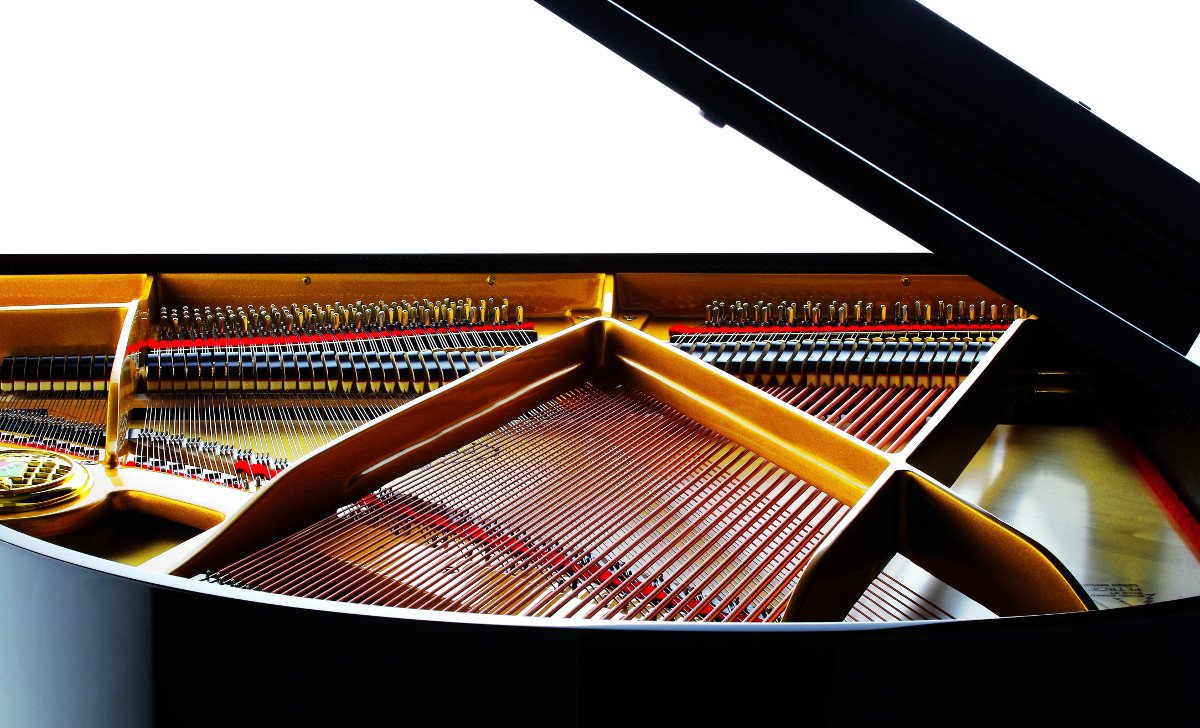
{"left": 2, "top": 2, "right": 1199, "bottom": 725}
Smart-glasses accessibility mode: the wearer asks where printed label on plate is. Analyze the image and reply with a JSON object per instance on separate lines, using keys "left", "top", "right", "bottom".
{"left": 0, "top": 459, "right": 28, "bottom": 479}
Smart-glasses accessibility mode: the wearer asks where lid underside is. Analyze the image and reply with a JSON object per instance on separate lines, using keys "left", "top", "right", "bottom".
{"left": 531, "top": 0, "right": 1200, "bottom": 405}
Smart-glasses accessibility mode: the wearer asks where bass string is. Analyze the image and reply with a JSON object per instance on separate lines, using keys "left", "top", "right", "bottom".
{"left": 210, "top": 381, "right": 868, "bottom": 622}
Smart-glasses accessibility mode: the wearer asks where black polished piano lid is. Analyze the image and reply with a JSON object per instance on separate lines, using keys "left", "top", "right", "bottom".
{"left": 531, "top": 0, "right": 1200, "bottom": 407}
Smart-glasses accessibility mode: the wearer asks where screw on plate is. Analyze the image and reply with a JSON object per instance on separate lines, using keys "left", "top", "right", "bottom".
{"left": 901, "top": 276, "right": 911, "bottom": 286}
{"left": 486, "top": 275, "right": 496, "bottom": 285}
{"left": 301, "top": 276, "right": 312, "bottom": 285}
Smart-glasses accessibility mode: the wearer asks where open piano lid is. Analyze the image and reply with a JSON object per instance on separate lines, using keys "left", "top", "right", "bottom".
{"left": 533, "top": 0, "right": 1200, "bottom": 406}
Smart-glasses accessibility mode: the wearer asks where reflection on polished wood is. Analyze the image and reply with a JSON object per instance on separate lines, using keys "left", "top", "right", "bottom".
{"left": 954, "top": 424, "right": 1200, "bottom": 608}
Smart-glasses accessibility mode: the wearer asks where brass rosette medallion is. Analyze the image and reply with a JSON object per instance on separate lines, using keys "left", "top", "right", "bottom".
{"left": 0, "top": 449, "right": 91, "bottom": 512}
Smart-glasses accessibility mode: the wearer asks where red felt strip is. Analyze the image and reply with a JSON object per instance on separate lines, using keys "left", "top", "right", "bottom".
{"left": 668, "top": 323, "right": 1010, "bottom": 336}
{"left": 131, "top": 323, "right": 536, "bottom": 351}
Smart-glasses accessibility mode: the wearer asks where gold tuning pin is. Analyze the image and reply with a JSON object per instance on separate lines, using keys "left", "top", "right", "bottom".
{"left": 516, "top": 305, "right": 524, "bottom": 325}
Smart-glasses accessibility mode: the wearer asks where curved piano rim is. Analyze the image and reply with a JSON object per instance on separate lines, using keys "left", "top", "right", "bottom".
{"left": 5, "top": 523, "right": 1200, "bottom": 725}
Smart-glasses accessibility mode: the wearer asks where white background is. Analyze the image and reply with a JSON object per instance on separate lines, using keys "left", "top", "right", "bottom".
{"left": 0, "top": 1, "right": 1196, "bottom": 256}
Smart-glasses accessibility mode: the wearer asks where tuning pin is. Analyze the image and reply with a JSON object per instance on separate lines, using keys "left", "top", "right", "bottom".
{"left": 901, "top": 304, "right": 909, "bottom": 324}
{"left": 968, "top": 304, "right": 977, "bottom": 322}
